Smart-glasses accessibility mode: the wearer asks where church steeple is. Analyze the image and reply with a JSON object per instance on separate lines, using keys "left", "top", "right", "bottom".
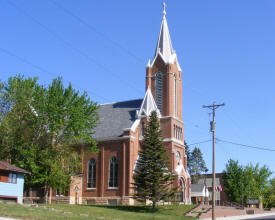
{"left": 146, "top": 3, "right": 183, "bottom": 120}
{"left": 154, "top": 2, "right": 174, "bottom": 64}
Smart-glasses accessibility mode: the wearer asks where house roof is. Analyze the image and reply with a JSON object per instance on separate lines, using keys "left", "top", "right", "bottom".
{"left": 93, "top": 99, "right": 143, "bottom": 140}
{"left": 198, "top": 178, "right": 220, "bottom": 187}
{"left": 191, "top": 184, "right": 209, "bottom": 197}
{"left": 0, "top": 161, "right": 31, "bottom": 175}
{"left": 191, "top": 184, "right": 205, "bottom": 193}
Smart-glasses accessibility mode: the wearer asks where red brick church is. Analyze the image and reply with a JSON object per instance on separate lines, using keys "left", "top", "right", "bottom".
{"left": 67, "top": 6, "right": 191, "bottom": 205}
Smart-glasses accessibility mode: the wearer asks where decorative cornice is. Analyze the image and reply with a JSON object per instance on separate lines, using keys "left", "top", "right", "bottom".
{"left": 163, "top": 138, "right": 184, "bottom": 146}
{"left": 160, "top": 116, "right": 184, "bottom": 124}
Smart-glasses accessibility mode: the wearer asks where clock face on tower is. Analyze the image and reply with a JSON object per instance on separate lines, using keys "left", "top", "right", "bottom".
{"left": 176, "top": 151, "right": 181, "bottom": 164}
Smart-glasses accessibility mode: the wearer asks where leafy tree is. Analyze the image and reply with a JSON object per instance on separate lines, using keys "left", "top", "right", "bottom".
{"left": 188, "top": 147, "right": 208, "bottom": 183}
{"left": 244, "top": 163, "right": 272, "bottom": 208}
{"left": 222, "top": 159, "right": 245, "bottom": 203}
{"left": 264, "top": 178, "right": 275, "bottom": 208}
{"left": 0, "top": 75, "right": 98, "bottom": 202}
{"left": 223, "top": 159, "right": 272, "bottom": 205}
{"left": 133, "top": 111, "right": 177, "bottom": 211}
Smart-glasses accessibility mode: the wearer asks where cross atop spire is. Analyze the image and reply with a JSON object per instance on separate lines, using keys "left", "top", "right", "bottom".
{"left": 162, "top": 2, "right": 167, "bottom": 17}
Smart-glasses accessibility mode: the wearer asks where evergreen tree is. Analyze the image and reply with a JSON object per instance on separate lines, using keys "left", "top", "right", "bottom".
{"left": 188, "top": 147, "right": 208, "bottom": 183}
{"left": 133, "top": 111, "right": 177, "bottom": 211}
{"left": 184, "top": 141, "right": 192, "bottom": 170}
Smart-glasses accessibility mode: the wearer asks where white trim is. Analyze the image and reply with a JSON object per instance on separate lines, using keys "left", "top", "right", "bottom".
{"left": 86, "top": 188, "right": 96, "bottom": 190}
{"left": 137, "top": 88, "right": 160, "bottom": 118}
{"left": 160, "top": 115, "right": 184, "bottom": 124}
{"left": 163, "top": 138, "right": 184, "bottom": 146}
{"left": 99, "top": 102, "right": 116, "bottom": 106}
{"left": 107, "top": 187, "right": 119, "bottom": 189}
{"left": 146, "top": 59, "right": 151, "bottom": 68}
{"left": 130, "top": 118, "right": 141, "bottom": 132}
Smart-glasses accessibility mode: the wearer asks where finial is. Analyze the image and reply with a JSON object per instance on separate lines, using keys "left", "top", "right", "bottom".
{"left": 162, "top": 2, "right": 167, "bottom": 17}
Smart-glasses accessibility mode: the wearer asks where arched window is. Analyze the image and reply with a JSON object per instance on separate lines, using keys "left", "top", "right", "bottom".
{"left": 155, "top": 72, "right": 163, "bottom": 113}
{"left": 176, "top": 151, "right": 181, "bottom": 164}
{"left": 174, "top": 75, "right": 177, "bottom": 117}
{"left": 133, "top": 155, "right": 140, "bottom": 173}
{"left": 109, "top": 157, "right": 118, "bottom": 188}
{"left": 141, "top": 122, "right": 145, "bottom": 136}
{"left": 87, "top": 158, "right": 96, "bottom": 188}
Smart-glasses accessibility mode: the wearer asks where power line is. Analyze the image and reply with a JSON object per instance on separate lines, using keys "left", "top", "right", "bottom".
{"left": 216, "top": 138, "right": 275, "bottom": 152}
{"left": 6, "top": 0, "right": 143, "bottom": 95}
{"left": 48, "top": 0, "right": 144, "bottom": 64}
{"left": 0, "top": 46, "right": 111, "bottom": 103}
{"left": 188, "top": 140, "right": 212, "bottom": 146}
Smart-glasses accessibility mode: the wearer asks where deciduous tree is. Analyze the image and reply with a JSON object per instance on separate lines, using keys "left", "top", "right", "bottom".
{"left": 0, "top": 75, "right": 98, "bottom": 202}
{"left": 223, "top": 159, "right": 272, "bottom": 205}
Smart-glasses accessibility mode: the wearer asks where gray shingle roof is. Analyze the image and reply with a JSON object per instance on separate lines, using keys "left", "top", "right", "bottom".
{"left": 0, "top": 161, "right": 31, "bottom": 174}
{"left": 191, "top": 184, "right": 205, "bottom": 193}
{"left": 93, "top": 99, "right": 143, "bottom": 140}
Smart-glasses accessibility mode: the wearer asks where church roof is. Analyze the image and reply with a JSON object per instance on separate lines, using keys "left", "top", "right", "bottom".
{"left": 93, "top": 99, "right": 143, "bottom": 140}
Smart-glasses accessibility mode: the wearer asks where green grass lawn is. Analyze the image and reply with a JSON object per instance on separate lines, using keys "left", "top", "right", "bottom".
{"left": 0, "top": 202, "right": 197, "bottom": 220}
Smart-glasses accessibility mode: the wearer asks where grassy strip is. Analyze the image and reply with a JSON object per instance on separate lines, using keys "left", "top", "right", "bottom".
{"left": 0, "top": 202, "right": 196, "bottom": 220}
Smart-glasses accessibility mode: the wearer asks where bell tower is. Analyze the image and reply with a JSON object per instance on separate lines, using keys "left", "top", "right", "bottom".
{"left": 146, "top": 3, "right": 182, "bottom": 120}
{"left": 145, "top": 3, "right": 191, "bottom": 204}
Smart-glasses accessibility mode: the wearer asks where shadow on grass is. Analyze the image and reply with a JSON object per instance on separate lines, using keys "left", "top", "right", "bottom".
{"left": 82, "top": 205, "right": 158, "bottom": 213}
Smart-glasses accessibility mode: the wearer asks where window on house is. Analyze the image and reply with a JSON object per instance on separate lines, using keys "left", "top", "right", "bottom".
{"left": 155, "top": 72, "right": 163, "bottom": 113}
{"left": 8, "top": 173, "right": 17, "bottom": 184}
{"left": 109, "top": 157, "right": 118, "bottom": 188}
{"left": 87, "top": 158, "right": 96, "bottom": 188}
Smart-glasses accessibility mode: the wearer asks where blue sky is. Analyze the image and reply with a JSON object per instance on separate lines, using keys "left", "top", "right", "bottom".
{"left": 0, "top": 0, "right": 274, "bottom": 176}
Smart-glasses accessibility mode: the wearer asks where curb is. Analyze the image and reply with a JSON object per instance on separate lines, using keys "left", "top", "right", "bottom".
{"left": 201, "top": 212, "right": 275, "bottom": 220}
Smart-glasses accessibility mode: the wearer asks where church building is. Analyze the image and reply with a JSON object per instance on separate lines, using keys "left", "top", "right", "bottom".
{"left": 68, "top": 6, "right": 191, "bottom": 205}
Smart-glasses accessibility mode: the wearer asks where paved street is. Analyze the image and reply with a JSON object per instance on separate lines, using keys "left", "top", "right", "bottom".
{"left": 244, "top": 215, "right": 275, "bottom": 220}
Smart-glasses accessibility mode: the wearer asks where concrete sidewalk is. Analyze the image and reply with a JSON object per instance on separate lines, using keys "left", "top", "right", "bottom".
{"left": 202, "top": 212, "right": 275, "bottom": 220}
{"left": 0, "top": 218, "right": 19, "bottom": 220}
{"left": 186, "top": 205, "right": 275, "bottom": 220}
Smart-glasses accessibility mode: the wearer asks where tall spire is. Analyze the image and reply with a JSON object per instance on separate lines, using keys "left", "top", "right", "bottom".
{"left": 154, "top": 2, "right": 174, "bottom": 63}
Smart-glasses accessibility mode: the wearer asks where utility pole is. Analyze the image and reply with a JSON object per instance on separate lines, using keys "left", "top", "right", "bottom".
{"left": 203, "top": 102, "right": 225, "bottom": 220}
